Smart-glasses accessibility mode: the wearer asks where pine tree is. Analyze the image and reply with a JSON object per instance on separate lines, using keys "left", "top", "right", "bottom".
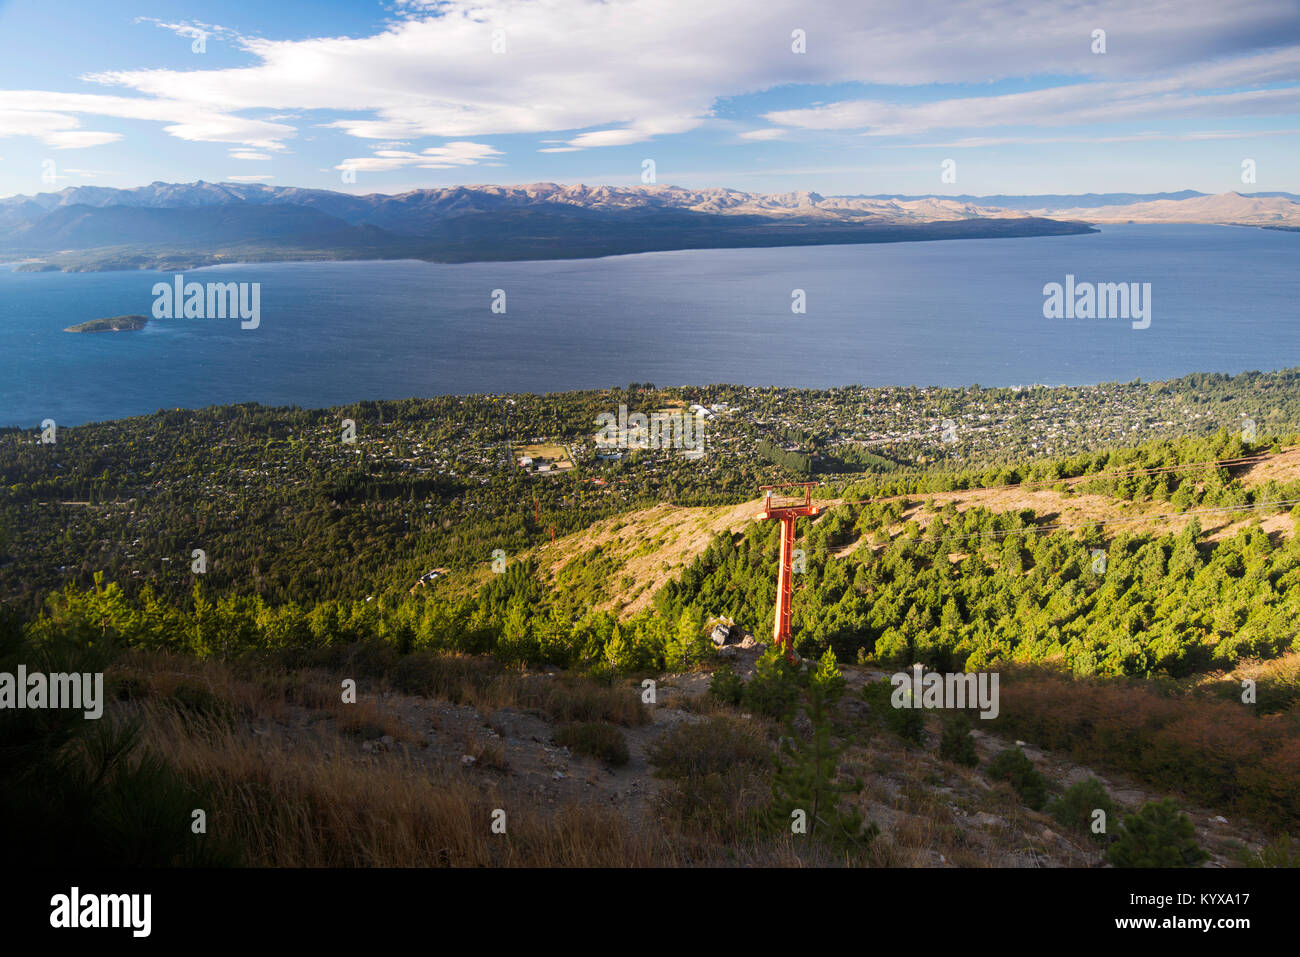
{"left": 745, "top": 645, "right": 803, "bottom": 718}
{"left": 811, "top": 645, "right": 846, "bottom": 704}
{"left": 665, "top": 607, "right": 708, "bottom": 671}
{"left": 1001, "top": 536, "right": 1024, "bottom": 575}
{"left": 769, "top": 682, "right": 875, "bottom": 848}
{"left": 600, "top": 625, "right": 627, "bottom": 672}
{"left": 938, "top": 714, "right": 979, "bottom": 766}
{"left": 1106, "top": 798, "right": 1208, "bottom": 867}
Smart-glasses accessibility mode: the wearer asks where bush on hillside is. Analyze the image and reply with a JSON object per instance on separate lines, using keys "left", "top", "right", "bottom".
{"left": 1047, "top": 777, "right": 1119, "bottom": 843}
{"left": 862, "top": 679, "right": 926, "bottom": 746}
{"left": 1106, "top": 798, "right": 1208, "bottom": 868}
{"left": 986, "top": 746, "right": 1049, "bottom": 810}
{"left": 708, "top": 664, "right": 745, "bottom": 706}
{"left": 938, "top": 715, "right": 979, "bottom": 766}
{"left": 553, "top": 722, "right": 629, "bottom": 767}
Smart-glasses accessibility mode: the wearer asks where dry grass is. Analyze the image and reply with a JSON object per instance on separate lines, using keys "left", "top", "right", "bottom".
{"left": 108, "top": 650, "right": 854, "bottom": 866}
{"left": 137, "top": 705, "right": 671, "bottom": 866}
{"left": 105, "top": 648, "right": 1189, "bottom": 867}
{"left": 333, "top": 699, "right": 414, "bottom": 743}
{"left": 129, "top": 695, "right": 869, "bottom": 866}
{"left": 533, "top": 499, "right": 763, "bottom": 617}
{"left": 459, "top": 731, "right": 509, "bottom": 771}
{"left": 114, "top": 653, "right": 681, "bottom": 865}
{"left": 115, "top": 651, "right": 418, "bottom": 743}
{"left": 514, "top": 673, "right": 651, "bottom": 726}
{"left": 114, "top": 651, "right": 288, "bottom": 722}
{"left": 992, "top": 666, "right": 1300, "bottom": 831}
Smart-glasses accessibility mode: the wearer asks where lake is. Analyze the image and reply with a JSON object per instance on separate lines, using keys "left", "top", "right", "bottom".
{"left": 2, "top": 224, "right": 1297, "bottom": 427}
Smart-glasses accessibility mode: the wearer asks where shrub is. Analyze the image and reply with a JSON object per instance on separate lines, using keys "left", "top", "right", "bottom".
{"left": 553, "top": 722, "right": 629, "bottom": 767}
{"left": 708, "top": 664, "right": 745, "bottom": 706}
{"left": 1242, "top": 834, "right": 1300, "bottom": 868}
{"left": 0, "top": 619, "right": 241, "bottom": 866}
{"left": 114, "top": 674, "right": 150, "bottom": 701}
{"left": 1047, "top": 777, "right": 1119, "bottom": 843}
{"left": 1106, "top": 798, "right": 1209, "bottom": 868}
{"left": 810, "top": 646, "right": 847, "bottom": 704}
{"left": 862, "top": 679, "right": 926, "bottom": 746}
{"left": 743, "top": 648, "right": 804, "bottom": 720}
{"left": 987, "top": 670, "right": 1300, "bottom": 832}
{"left": 938, "top": 715, "right": 979, "bottom": 767}
{"left": 987, "top": 747, "right": 1049, "bottom": 810}
{"left": 647, "top": 717, "right": 773, "bottom": 841}
{"left": 518, "top": 674, "right": 650, "bottom": 726}
{"left": 648, "top": 716, "right": 771, "bottom": 780}
{"left": 170, "top": 682, "right": 240, "bottom": 729}
{"left": 391, "top": 651, "right": 502, "bottom": 702}
{"left": 769, "top": 683, "right": 877, "bottom": 849}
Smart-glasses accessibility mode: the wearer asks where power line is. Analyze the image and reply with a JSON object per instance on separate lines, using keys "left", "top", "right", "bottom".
{"left": 746, "top": 446, "right": 1300, "bottom": 553}
{"left": 821, "top": 447, "right": 1296, "bottom": 509}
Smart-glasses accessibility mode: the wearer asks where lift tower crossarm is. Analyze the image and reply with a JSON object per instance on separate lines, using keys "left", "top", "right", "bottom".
{"left": 756, "top": 482, "right": 824, "bottom": 660}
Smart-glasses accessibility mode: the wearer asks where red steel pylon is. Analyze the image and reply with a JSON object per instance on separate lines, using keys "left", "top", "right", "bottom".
{"left": 756, "top": 482, "right": 824, "bottom": 660}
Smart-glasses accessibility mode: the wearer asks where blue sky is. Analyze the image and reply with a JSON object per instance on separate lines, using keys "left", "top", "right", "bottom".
{"left": 1, "top": 0, "right": 1298, "bottom": 199}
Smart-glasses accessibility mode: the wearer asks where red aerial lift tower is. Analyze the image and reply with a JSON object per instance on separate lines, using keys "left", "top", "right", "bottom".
{"left": 757, "top": 482, "right": 824, "bottom": 660}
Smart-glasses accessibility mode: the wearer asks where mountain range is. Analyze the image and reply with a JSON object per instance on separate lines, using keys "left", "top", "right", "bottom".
{"left": 2, "top": 181, "right": 1296, "bottom": 271}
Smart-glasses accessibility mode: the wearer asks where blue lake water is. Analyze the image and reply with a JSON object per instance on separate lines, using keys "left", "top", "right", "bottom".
{"left": 1, "top": 224, "right": 1297, "bottom": 427}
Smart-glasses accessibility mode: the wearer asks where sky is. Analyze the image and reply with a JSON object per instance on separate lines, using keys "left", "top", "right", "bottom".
{"left": 1, "top": 0, "right": 1298, "bottom": 200}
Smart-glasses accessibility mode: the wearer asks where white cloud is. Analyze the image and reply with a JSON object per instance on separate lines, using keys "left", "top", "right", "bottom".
{"left": 225, "top": 174, "right": 274, "bottom": 182}
{"left": 337, "top": 141, "right": 501, "bottom": 172}
{"left": 43, "top": 130, "right": 121, "bottom": 149}
{"left": 762, "top": 45, "right": 1300, "bottom": 136}
{"left": 764, "top": 83, "right": 1300, "bottom": 139}
{"left": 133, "top": 17, "right": 245, "bottom": 45}
{"left": 0, "top": 91, "right": 294, "bottom": 150}
{"left": 0, "top": 108, "right": 120, "bottom": 149}
{"left": 229, "top": 149, "right": 272, "bottom": 160}
{"left": 0, "top": 109, "right": 77, "bottom": 137}
{"left": 83, "top": 0, "right": 1299, "bottom": 151}
{"left": 0, "top": 0, "right": 1295, "bottom": 161}
{"left": 884, "top": 129, "right": 1300, "bottom": 148}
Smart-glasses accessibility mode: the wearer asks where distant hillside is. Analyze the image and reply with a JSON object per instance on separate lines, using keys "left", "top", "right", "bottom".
{"left": 0, "top": 180, "right": 1039, "bottom": 231}
{"left": 0, "top": 180, "right": 1096, "bottom": 271}
{"left": 530, "top": 446, "right": 1300, "bottom": 620}
{"left": 4, "top": 179, "right": 1297, "bottom": 272}
{"left": 1031, "top": 191, "right": 1300, "bottom": 226}
{"left": 11, "top": 203, "right": 401, "bottom": 252}
{"left": 850, "top": 190, "right": 1300, "bottom": 209}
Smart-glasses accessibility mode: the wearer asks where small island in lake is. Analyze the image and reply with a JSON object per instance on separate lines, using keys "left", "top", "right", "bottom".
{"left": 64, "top": 315, "right": 149, "bottom": 333}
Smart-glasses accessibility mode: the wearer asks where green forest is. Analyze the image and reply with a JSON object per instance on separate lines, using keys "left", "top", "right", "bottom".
{"left": 4, "top": 384, "right": 1298, "bottom": 683}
